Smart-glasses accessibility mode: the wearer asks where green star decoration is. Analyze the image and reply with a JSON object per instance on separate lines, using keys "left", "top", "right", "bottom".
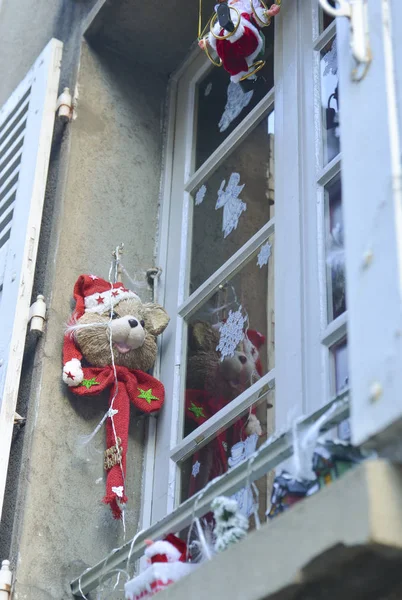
{"left": 138, "top": 388, "right": 159, "bottom": 404}
{"left": 189, "top": 402, "right": 205, "bottom": 419}
{"left": 81, "top": 378, "right": 100, "bottom": 389}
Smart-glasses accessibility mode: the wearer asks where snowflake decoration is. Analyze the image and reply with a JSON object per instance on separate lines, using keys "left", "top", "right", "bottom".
{"left": 323, "top": 40, "right": 338, "bottom": 76}
{"left": 257, "top": 242, "right": 272, "bottom": 268}
{"left": 204, "top": 82, "right": 213, "bottom": 96}
{"left": 192, "top": 460, "right": 201, "bottom": 478}
{"left": 216, "top": 306, "right": 247, "bottom": 361}
{"left": 219, "top": 82, "right": 254, "bottom": 133}
{"left": 195, "top": 184, "right": 207, "bottom": 206}
{"left": 215, "top": 173, "right": 247, "bottom": 238}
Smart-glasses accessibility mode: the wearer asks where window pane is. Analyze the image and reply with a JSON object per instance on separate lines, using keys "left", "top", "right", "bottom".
{"left": 191, "top": 111, "right": 274, "bottom": 293}
{"left": 331, "top": 338, "right": 349, "bottom": 395}
{"left": 320, "top": 36, "right": 340, "bottom": 164}
{"left": 319, "top": 2, "right": 336, "bottom": 33}
{"left": 325, "top": 175, "right": 346, "bottom": 321}
{"left": 184, "top": 245, "right": 274, "bottom": 437}
{"left": 195, "top": 25, "right": 274, "bottom": 170}
{"left": 181, "top": 391, "right": 275, "bottom": 521}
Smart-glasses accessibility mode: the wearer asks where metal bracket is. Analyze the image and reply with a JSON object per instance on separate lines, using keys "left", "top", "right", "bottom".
{"left": 28, "top": 294, "right": 46, "bottom": 334}
{"left": 319, "top": 0, "right": 372, "bottom": 81}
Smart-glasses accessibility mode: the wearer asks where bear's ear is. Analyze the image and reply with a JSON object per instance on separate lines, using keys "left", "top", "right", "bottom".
{"left": 143, "top": 303, "right": 170, "bottom": 336}
{"left": 189, "top": 321, "right": 217, "bottom": 352}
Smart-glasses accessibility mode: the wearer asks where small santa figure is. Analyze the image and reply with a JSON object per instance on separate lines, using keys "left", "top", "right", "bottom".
{"left": 144, "top": 535, "right": 188, "bottom": 564}
{"left": 199, "top": 0, "right": 281, "bottom": 83}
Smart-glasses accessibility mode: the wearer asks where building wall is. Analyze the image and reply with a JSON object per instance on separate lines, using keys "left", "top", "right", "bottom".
{"left": 0, "top": 1, "right": 168, "bottom": 597}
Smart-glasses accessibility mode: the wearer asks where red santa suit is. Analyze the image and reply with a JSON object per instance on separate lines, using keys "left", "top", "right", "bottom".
{"left": 208, "top": 0, "right": 268, "bottom": 83}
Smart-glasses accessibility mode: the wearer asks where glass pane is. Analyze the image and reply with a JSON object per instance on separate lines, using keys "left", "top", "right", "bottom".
{"left": 191, "top": 111, "right": 274, "bottom": 293}
{"left": 331, "top": 338, "right": 349, "bottom": 395}
{"left": 181, "top": 391, "right": 275, "bottom": 519}
{"left": 320, "top": 36, "right": 340, "bottom": 164}
{"left": 319, "top": 2, "right": 336, "bottom": 33}
{"left": 184, "top": 244, "right": 274, "bottom": 435}
{"left": 195, "top": 25, "right": 275, "bottom": 170}
{"left": 325, "top": 175, "right": 346, "bottom": 321}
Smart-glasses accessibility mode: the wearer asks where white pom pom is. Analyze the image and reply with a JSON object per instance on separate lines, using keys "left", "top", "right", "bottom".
{"left": 63, "top": 358, "right": 84, "bottom": 387}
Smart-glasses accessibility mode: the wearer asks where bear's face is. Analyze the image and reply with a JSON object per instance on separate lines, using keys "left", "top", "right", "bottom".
{"left": 75, "top": 297, "right": 169, "bottom": 372}
{"left": 186, "top": 321, "right": 261, "bottom": 398}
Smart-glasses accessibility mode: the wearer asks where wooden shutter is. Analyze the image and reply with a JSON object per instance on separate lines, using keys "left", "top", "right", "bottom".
{"left": 0, "top": 39, "right": 63, "bottom": 516}
{"left": 337, "top": 3, "right": 402, "bottom": 448}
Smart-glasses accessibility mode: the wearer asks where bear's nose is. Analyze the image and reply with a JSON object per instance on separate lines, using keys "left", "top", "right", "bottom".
{"left": 128, "top": 319, "right": 139, "bottom": 328}
{"left": 239, "top": 355, "right": 247, "bottom": 364}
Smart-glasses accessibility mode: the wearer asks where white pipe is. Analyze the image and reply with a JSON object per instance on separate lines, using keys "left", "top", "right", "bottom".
{"left": 0, "top": 560, "right": 12, "bottom": 599}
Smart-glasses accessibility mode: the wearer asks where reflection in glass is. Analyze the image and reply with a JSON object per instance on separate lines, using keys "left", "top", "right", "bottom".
{"left": 184, "top": 244, "right": 274, "bottom": 436}
{"left": 181, "top": 391, "right": 275, "bottom": 524}
{"left": 320, "top": 37, "right": 340, "bottom": 163}
{"left": 191, "top": 111, "right": 275, "bottom": 292}
{"left": 325, "top": 175, "right": 346, "bottom": 321}
{"left": 195, "top": 25, "right": 274, "bottom": 169}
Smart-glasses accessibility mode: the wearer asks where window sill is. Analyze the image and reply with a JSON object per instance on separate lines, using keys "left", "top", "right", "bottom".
{"left": 160, "top": 460, "right": 402, "bottom": 600}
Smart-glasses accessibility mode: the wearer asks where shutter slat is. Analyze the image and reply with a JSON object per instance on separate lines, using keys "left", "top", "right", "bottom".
{"left": 0, "top": 222, "right": 12, "bottom": 250}
{"left": 0, "top": 159, "right": 21, "bottom": 196}
{"left": 0, "top": 97, "right": 30, "bottom": 151}
{"left": 0, "top": 88, "right": 30, "bottom": 136}
{"left": 0, "top": 129, "right": 25, "bottom": 172}
{"left": 0, "top": 174, "right": 18, "bottom": 205}
{"left": 0, "top": 187, "right": 17, "bottom": 219}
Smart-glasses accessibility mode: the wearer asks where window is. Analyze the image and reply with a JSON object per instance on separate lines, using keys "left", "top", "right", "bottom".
{"left": 150, "top": 0, "right": 345, "bottom": 525}
{"left": 0, "top": 39, "right": 62, "bottom": 516}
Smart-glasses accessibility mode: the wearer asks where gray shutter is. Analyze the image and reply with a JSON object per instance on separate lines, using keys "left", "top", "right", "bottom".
{"left": 0, "top": 39, "right": 63, "bottom": 516}
{"left": 337, "top": 3, "right": 402, "bottom": 448}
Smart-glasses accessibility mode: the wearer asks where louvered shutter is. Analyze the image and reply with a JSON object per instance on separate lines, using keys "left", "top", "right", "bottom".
{"left": 0, "top": 39, "right": 63, "bottom": 516}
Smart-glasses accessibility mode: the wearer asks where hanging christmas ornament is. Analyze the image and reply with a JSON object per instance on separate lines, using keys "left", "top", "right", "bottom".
{"left": 197, "top": 0, "right": 281, "bottom": 84}
{"left": 124, "top": 535, "right": 197, "bottom": 599}
{"left": 212, "top": 496, "right": 249, "bottom": 552}
{"left": 62, "top": 274, "right": 170, "bottom": 518}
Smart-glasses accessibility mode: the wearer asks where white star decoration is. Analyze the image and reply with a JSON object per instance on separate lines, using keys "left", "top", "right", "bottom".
{"left": 192, "top": 461, "right": 201, "bottom": 478}
{"left": 257, "top": 242, "right": 272, "bottom": 268}
{"left": 216, "top": 173, "right": 247, "bottom": 238}
{"left": 89, "top": 274, "right": 99, "bottom": 280}
{"left": 195, "top": 184, "right": 207, "bottom": 206}
{"left": 216, "top": 307, "right": 247, "bottom": 361}
{"left": 112, "top": 486, "right": 124, "bottom": 498}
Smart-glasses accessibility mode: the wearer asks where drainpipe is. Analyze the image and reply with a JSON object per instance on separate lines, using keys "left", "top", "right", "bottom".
{"left": 0, "top": 561, "right": 12, "bottom": 599}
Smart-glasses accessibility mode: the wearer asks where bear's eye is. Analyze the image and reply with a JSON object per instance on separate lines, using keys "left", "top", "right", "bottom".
{"left": 140, "top": 320, "right": 145, "bottom": 328}
{"left": 110, "top": 311, "right": 119, "bottom": 320}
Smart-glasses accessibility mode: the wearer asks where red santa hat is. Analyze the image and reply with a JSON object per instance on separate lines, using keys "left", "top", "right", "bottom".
{"left": 144, "top": 535, "right": 188, "bottom": 564}
{"left": 62, "top": 274, "right": 140, "bottom": 387}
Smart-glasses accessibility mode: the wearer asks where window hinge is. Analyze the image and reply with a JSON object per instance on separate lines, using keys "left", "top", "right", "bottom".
{"left": 28, "top": 294, "right": 46, "bottom": 334}
{"left": 319, "top": 0, "right": 372, "bottom": 81}
{"left": 56, "top": 87, "right": 73, "bottom": 122}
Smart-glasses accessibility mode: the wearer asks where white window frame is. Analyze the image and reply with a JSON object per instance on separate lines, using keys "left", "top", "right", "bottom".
{"left": 148, "top": 0, "right": 323, "bottom": 526}
{"left": 0, "top": 38, "right": 63, "bottom": 517}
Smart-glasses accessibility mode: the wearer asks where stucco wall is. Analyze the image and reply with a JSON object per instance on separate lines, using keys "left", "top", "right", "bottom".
{"left": 0, "top": 0, "right": 168, "bottom": 597}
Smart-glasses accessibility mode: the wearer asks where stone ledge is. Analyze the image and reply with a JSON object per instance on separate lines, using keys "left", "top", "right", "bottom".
{"left": 160, "top": 460, "right": 402, "bottom": 600}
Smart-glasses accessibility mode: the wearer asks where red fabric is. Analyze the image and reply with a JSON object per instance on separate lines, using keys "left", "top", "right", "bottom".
{"left": 164, "top": 534, "right": 187, "bottom": 562}
{"left": 71, "top": 365, "right": 164, "bottom": 518}
{"left": 215, "top": 13, "right": 261, "bottom": 78}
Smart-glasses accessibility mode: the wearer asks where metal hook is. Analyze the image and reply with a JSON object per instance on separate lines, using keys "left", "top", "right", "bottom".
{"left": 319, "top": 0, "right": 371, "bottom": 80}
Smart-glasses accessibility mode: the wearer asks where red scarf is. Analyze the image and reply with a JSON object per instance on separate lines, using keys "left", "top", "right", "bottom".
{"left": 71, "top": 365, "right": 164, "bottom": 518}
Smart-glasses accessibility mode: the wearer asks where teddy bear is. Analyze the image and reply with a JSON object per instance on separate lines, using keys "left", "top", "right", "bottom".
{"left": 185, "top": 320, "right": 268, "bottom": 498}
{"left": 62, "top": 274, "right": 169, "bottom": 518}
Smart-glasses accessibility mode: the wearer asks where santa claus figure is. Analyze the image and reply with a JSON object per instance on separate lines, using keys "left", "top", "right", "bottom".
{"left": 199, "top": 0, "right": 281, "bottom": 83}
{"left": 125, "top": 535, "right": 196, "bottom": 599}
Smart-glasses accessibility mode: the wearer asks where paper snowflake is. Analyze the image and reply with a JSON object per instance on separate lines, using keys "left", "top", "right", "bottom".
{"left": 195, "top": 184, "right": 207, "bottom": 206}
{"left": 216, "top": 307, "right": 247, "bottom": 361}
{"left": 204, "top": 82, "right": 213, "bottom": 96}
{"left": 192, "top": 460, "right": 201, "bottom": 478}
{"left": 215, "top": 173, "right": 247, "bottom": 238}
{"left": 219, "top": 82, "right": 254, "bottom": 133}
{"left": 257, "top": 242, "right": 272, "bottom": 268}
{"left": 323, "top": 39, "right": 338, "bottom": 76}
